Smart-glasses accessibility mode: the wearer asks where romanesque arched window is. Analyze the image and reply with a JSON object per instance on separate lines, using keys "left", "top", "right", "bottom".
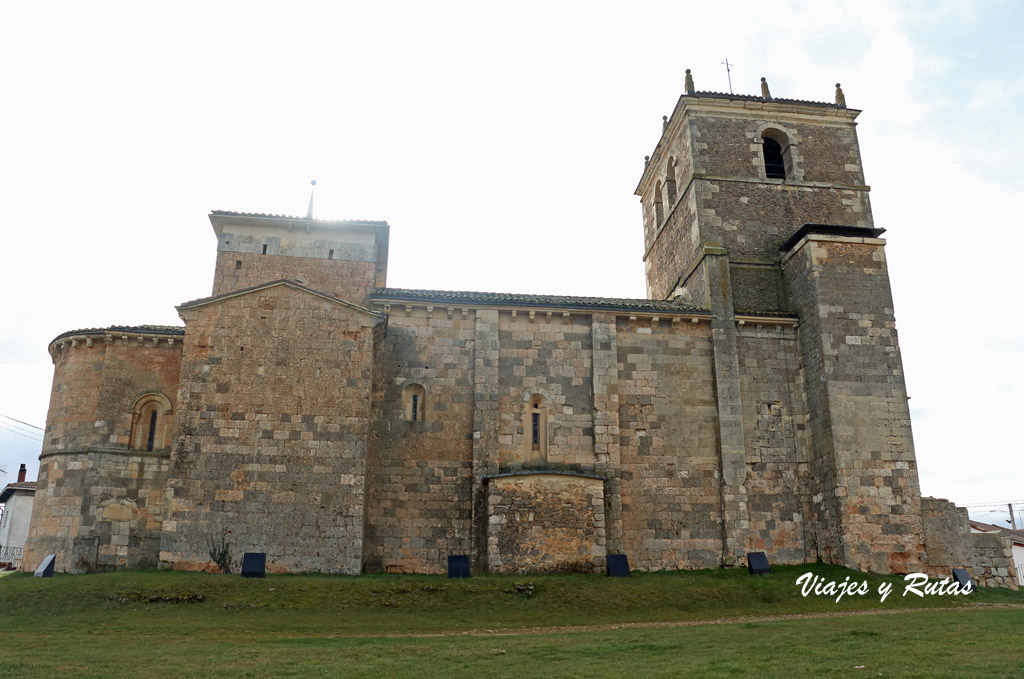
{"left": 403, "top": 383, "right": 426, "bottom": 422}
{"left": 129, "top": 392, "right": 173, "bottom": 452}
{"left": 761, "top": 128, "right": 795, "bottom": 180}
{"left": 654, "top": 180, "right": 665, "bottom": 226}
{"left": 665, "top": 157, "right": 677, "bottom": 205}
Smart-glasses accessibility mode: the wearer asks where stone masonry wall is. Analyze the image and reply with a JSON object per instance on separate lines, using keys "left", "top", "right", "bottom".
{"left": 24, "top": 331, "right": 181, "bottom": 573}
{"left": 920, "top": 497, "right": 1018, "bottom": 589}
{"left": 695, "top": 181, "right": 872, "bottom": 261}
{"left": 644, "top": 185, "right": 700, "bottom": 301}
{"left": 365, "top": 309, "right": 475, "bottom": 573}
{"left": 737, "top": 327, "right": 810, "bottom": 563}
{"left": 24, "top": 452, "right": 169, "bottom": 573}
{"left": 486, "top": 473, "right": 605, "bottom": 574}
{"left": 497, "top": 312, "right": 595, "bottom": 470}
{"left": 642, "top": 116, "right": 693, "bottom": 252}
{"left": 615, "top": 317, "right": 722, "bottom": 570}
{"left": 731, "top": 264, "right": 785, "bottom": 313}
{"left": 162, "top": 284, "right": 379, "bottom": 574}
{"left": 44, "top": 336, "right": 182, "bottom": 454}
{"left": 213, "top": 252, "right": 378, "bottom": 307}
{"left": 690, "top": 112, "right": 865, "bottom": 185}
{"left": 783, "top": 235, "right": 925, "bottom": 574}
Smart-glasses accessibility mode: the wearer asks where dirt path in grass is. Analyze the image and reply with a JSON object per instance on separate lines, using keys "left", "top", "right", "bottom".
{"left": 376, "top": 603, "right": 1024, "bottom": 638}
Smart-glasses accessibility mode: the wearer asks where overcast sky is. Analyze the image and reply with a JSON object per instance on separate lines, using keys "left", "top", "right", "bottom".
{"left": 1, "top": 1, "right": 1021, "bottom": 524}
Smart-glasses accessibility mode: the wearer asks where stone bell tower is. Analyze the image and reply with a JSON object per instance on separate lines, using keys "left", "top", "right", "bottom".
{"left": 636, "top": 74, "right": 925, "bottom": 573}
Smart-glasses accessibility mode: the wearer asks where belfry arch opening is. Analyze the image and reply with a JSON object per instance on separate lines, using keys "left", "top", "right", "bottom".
{"left": 760, "top": 128, "right": 794, "bottom": 180}
{"left": 665, "top": 157, "right": 677, "bottom": 205}
{"left": 654, "top": 181, "right": 665, "bottom": 226}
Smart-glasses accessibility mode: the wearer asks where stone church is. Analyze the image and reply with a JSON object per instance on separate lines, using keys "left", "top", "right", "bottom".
{"left": 23, "top": 77, "right": 1018, "bottom": 585}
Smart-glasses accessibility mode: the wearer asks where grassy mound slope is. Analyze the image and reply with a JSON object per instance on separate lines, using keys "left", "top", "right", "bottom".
{"left": 2, "top": 564, "right": 1021, "bottom": 678}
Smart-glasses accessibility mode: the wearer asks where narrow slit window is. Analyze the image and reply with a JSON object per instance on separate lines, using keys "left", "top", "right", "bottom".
{"left": 666, "top": 158, "right": 677, "bottom": 205}
{"left": 522, "top": 394, "right": 549, "bottom": 462}
{"left": 262, "top": 244, "right": 268, "bottom": 255}
{"left": 146, "top": 410, "right": 157, "bottom": 452}
{"left": 404, "top": 384, "right": 426, "bottom": 422}
{"left": 653, "top": 181, "right": 665, "bottom": 225}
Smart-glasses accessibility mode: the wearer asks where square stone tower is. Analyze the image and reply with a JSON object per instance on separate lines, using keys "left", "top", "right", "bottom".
{"left": 636, "top": 78, "right": 925, "bottom": 572}
{"left": 209, "top": 211, "right": 390, "bottom": 307}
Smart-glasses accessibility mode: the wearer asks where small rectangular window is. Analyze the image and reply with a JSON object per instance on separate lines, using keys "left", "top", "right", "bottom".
{"left": 328, "top": 249, "right": 334, "bottom": 259}
{"left": 235, "top": 260, "right": 242, "bottom": 270}
{"left": 262, "top": 244, "right": 268, "bottom": 255}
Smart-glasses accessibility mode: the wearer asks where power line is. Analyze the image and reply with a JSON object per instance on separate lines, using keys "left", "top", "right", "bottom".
{"left": 0, "top": 421, "right": 43, "bottom": 442}
{"left": 0, "top": 413, "right": 44, "bottom": 431}
{"left": 0, "top": 418, "right": 44, "bottom": 439}
{"left": 962, "top": 500, "right": 1024, "bottom": 508}
{"left": 0, "top": 417, "right": 43, "bottom": 435}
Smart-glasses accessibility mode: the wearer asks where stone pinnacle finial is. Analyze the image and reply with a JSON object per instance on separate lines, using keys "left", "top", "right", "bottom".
{"left": 685, "top": 68, "right": 695, "bottom": 94}
{"left": 305, "top": 179, "right": 317, "bottom": 220}
{"left": 662, "top": 115, "right": 669, "bottom": 132}
{"left": 835, "top": 83, "right": 846, "bottom": 108}
{"left": 644, "top": 155, "right": 650, "bottom": 168}
{"left": 760, "top": 77, "right": 772, "bottom": 100}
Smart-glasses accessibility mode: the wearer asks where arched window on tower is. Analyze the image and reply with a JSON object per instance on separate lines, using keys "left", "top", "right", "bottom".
{"left": 654, "top": 181, "right": 665, "bottom": 226}
{"left": 403, "top": 383, "right": 426, "bottom": 422}
{"left": 760, "top": 128, "right": 796, "bottom": 180}
{"left": 762, "top": 138, "right": 786, "bottom": 178}
{"left": 665, "top": 158, "right": 678, "bottom": 206}
{"left": 129, "top": 392, "right": 173, "bottom": 452}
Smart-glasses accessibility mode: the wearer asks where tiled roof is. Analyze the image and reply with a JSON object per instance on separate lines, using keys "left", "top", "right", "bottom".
{"left": 970, "top": 520, "right": 1024, "bottom": 545}
{"left": 210, "top": 210, "right": 387, "bottom": 225}
{"left": 687, "top": 91, "right": 846, "bottom": 109}
{"left": 52, "top": 325, "right": 185, "bottom": 343}
{"left": 0, "top": 482, "right": 36, "bottom": 503}
{"left": 372, "top": 288, "right": 708, "bottom": 313}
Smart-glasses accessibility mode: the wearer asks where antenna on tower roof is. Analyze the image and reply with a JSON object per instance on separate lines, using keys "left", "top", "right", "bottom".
{"left": 305, "top": 180, "right": 317, "bottom": 220}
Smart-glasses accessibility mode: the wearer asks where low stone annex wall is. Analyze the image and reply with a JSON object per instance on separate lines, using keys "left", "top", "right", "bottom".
{"left": 921, "top": 497, "right": 1018, "bottom": 589}
{"left": 486, "top": 473, "right": 606, "bottom": 574}
{"left": 23, "top": 451, "right": 170, "bottom": 573}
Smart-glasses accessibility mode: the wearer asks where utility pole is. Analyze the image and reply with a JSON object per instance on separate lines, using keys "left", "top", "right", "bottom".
{"left": 1010, "top": 503, "right": 1018, "bottom": 530}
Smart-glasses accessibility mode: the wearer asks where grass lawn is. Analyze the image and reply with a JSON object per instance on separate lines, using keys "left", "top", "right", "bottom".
{"left": 1, "top": 564, "right": 1021, "bottom": 678}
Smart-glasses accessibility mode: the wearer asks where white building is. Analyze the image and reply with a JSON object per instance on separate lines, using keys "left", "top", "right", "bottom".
{"left": 0, "top": 464, "right": 36, "bottom": 569}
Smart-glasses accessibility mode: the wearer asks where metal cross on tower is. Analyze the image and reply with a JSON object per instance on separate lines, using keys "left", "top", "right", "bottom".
{"left": 721, "top": 57, "right": 734, "bottom": 94}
